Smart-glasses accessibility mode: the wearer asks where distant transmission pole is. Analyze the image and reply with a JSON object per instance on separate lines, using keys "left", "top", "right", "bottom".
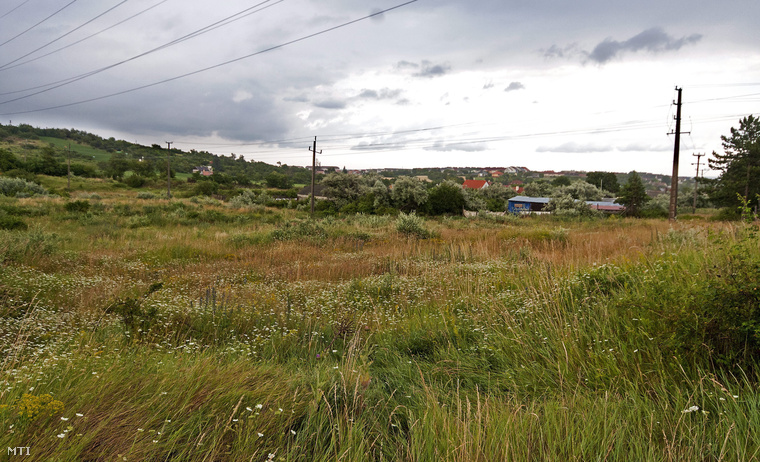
{"left": 308, "top": 136, "right": 321, "bottom": 217}
{"left": 668, "top": 87, "right": 689, "bottom": 221}
{"left": 66, "top": 143, "right": 71, "bottom": 191}
{"left": 692, "top": 152, "right": 705, "bottom": 214}
{"left": 166, "top": 141, "right": 173, "bottom": 198}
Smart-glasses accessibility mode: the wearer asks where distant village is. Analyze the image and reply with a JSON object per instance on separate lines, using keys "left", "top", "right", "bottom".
{"left": 294, "top": 165, "right": 682, "bottom": 197}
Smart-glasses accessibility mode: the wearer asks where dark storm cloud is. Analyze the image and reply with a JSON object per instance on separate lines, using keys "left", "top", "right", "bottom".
{"left": 415, "top": 61, "right": 451, "bottom": 78}
{"left": 313, "top": 99, "right": 347, "bottom": 110}
{"left": 505, "top": 82, "right": 525, "bottom": 92}
{"left": 396, "top": 60, "right": 450, "bottom": 78}
{"left": 542, "top": 43, "right": 581, "bottom": 59}
{"left": 587, "top": 27, "right": 703, "bottom": 64}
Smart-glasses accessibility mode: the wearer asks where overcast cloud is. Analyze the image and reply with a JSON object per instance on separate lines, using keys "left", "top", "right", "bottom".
{"left": 0, "top": 0, "right": 758, "bottom": 174}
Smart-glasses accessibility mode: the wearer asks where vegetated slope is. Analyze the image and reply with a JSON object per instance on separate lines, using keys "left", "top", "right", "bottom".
{"left": 0, "top": 175, "right": 758, "bottom": 460}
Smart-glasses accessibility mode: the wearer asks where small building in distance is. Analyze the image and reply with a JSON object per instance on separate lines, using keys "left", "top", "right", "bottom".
{"left": 585, "top": 201, "right": 625, "bottom": 213}
{"left": 508, "top": 196, "right": 626, "bottom": 214}
{"left": 462, "top": 179, "right": 490, "bottom": 190}
{"left": 507, "top": 196, "right": 550, "bottom": 214}
{"left": 192, "top": 166, "right": 213, "bottom": 176}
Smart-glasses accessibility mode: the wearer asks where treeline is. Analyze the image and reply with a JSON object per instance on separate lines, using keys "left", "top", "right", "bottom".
{"left": 0, "top": 123, "right": 313, "bottom": 187}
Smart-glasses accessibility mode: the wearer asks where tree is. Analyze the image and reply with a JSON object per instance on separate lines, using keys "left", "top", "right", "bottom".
{"left": 523, "top": 180, "right": 553, "bottom": 197}
{"left": 545, "top": 193, "right": 596, "bottom": 217}
{"left": 104, "top": 151, "right": 131, "bottom": 180}
{"left": 708, "top": 115, "right": 760, "bottom": 208}
{"left": 265, "top": 171, "right": 291, "bottom": 189}
{"left": 551, "top": 176, "right": 572, "bottom": 187}
{"left": 616, "top": 171, "right": 650, "bottom": 217}
{"left": 391, "top": 176, "right": 428, "bottom": 212}
{"left": 480, "top": 183, "right": 515, "bottom": 211}
{"left": 322, "top": 172, "right": 366, "bottom": 209}
{"left": 0, "top": 148, "right": 21, "bottom": 172}
{"left": 556, "top": 181, "right": 603, "bottom": 201}
{"left": 28, "top": 146, "right": 66, "bottom": 176}
{"left": 585, "top": 171, "right": 620, "bottom": 194}
{"left": 428, "top": 180, "right": 465, "bottom": 215}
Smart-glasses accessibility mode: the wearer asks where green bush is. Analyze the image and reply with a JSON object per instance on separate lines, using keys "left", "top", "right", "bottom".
{"left": 396, "top": 211, "right": 431, "bottom": 239}
{"left": 0, "top": 214, "right": 27, "bottom": 231}
{"left": 0, "top": 227, "right": 58, "bottom": 263}
{"left": 123, "top": 174, "right": 147, "bottom": 188}
{"left": 64, "top": 200, "right": 91, "bottom": 213}
{"left": 638, "top": 228, "right": 760, "bottom": 370}
{"left": 0, "top": 177, "right": 48, "bottom": 197}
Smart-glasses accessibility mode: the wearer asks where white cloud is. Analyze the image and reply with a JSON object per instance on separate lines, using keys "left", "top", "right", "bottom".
{"left": 232, "top": 90, "right": 253, "bottom": 103}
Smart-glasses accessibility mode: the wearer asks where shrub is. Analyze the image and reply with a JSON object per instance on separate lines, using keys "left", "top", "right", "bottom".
{"left": 0, "top": 227, "right": 58, "bottom": 263}
{"left": 64, "top": 200, "right": 91, "bottom": 213}
{"left": 270, "top": 220, "right": 328, "bottom": 243}
{"left": 123, "top": 174, "right": 147, "bottom": 188}
{"left": 0, "top": 177, "right": 48, "bottom": 197}
{"left": 136, "top": 191, "right": 157, "bottom": 200}
{"left": 0, "top": 214, "right": 27, "bottom": 231}
{"left": 229, "top": 189, "right": 268, "bottom": 208}
{"left": 395, "top": 211, "right": 431, "bottom": 239}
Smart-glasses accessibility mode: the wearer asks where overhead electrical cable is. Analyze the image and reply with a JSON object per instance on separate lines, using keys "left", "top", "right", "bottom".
{"left": 0, "top": 0, "right": 283, "bottom": 100}
{"left": 0, "top": 0, "right": 132, "bottom": 70}
{"left": 0, "top": 0, "right": 79, "bottom": 48}
{"left": 0, "top": 0, "right": 419, "bottom": 115}
{"left": 0, "top": 0, "right": 171, "bottom": 77}
{"left": 0, "top": 0, "right": 31, "bottom": 20}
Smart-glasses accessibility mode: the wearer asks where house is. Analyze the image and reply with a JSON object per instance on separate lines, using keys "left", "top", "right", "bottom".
{"left": 585, "top": 201, "right": 626, "bottom": 213}
{"left": 508, "top": 196, "right": 626, "bottom": 214}
{"left": 507, "top": 196, "right": 551, "bottom": 213}
{"left": 462, "top": 180, "right": 490, "bottom": 190}
{"left": 508, "top": 180, "right": 524, "bottom": 193}
{"left": 192, "top": 166, "right": 213, "bottom": 176}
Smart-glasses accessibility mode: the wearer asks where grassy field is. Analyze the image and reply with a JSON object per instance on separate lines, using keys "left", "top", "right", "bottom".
{"left": 38, "top": 137, "right": 113, "bottom": 163}
{"left": 1, "top": 187, "right": 759, "bottom": 461}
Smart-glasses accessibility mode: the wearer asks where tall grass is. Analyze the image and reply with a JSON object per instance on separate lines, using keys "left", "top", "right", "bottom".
{"left": 0, "top": 190, "right": 757, "bottom": 460}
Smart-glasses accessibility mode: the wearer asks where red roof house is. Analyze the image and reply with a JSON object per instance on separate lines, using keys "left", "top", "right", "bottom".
{"left": 462, "top": 180, "right": 491, "bottom": 190}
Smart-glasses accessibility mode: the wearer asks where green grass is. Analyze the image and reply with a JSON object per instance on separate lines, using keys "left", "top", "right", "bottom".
{"left": 39, "top": 137, "right": 113, "bottom": 162}
{"left": 0, "top": 195, "right": 758, "bottom": 461}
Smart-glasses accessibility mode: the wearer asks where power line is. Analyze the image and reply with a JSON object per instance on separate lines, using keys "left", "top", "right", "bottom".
{"left": 0, "top": 0, "right": 132, "bottom": 70}
{"left": 0, "top": 0, "right": 172, "bottom": 78}
{"left": 0, "top": 0, "right": 79, "bottom": 48}
{"left": 0, "top": 0, "right": 31, "bottom": 20}
{"left": 0, "top": 0, "right": 419, "bottom": 115}
{"left": 0, "top": 0, "right": 283, "bottom": 102}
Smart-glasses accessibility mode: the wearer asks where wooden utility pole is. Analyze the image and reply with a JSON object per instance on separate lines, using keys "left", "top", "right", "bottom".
{"left": 692, "top": 152, "right": 704, "bottom": 214}
{"left": 166, "top": 141, "right": 173, "bottom": 198}
{"left": 308, "top": 136, "right": 321, "bottom": 217}
{"left": 66, "top": 143, "right": 71, "bottom": 191}
{"left": 668, "top": 87, "right": 686, "bottom": 221}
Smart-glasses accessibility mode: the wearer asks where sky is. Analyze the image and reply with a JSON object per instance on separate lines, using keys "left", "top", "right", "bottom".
{"left": 0, "top": 0, "right": 758, "bottom": 176}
